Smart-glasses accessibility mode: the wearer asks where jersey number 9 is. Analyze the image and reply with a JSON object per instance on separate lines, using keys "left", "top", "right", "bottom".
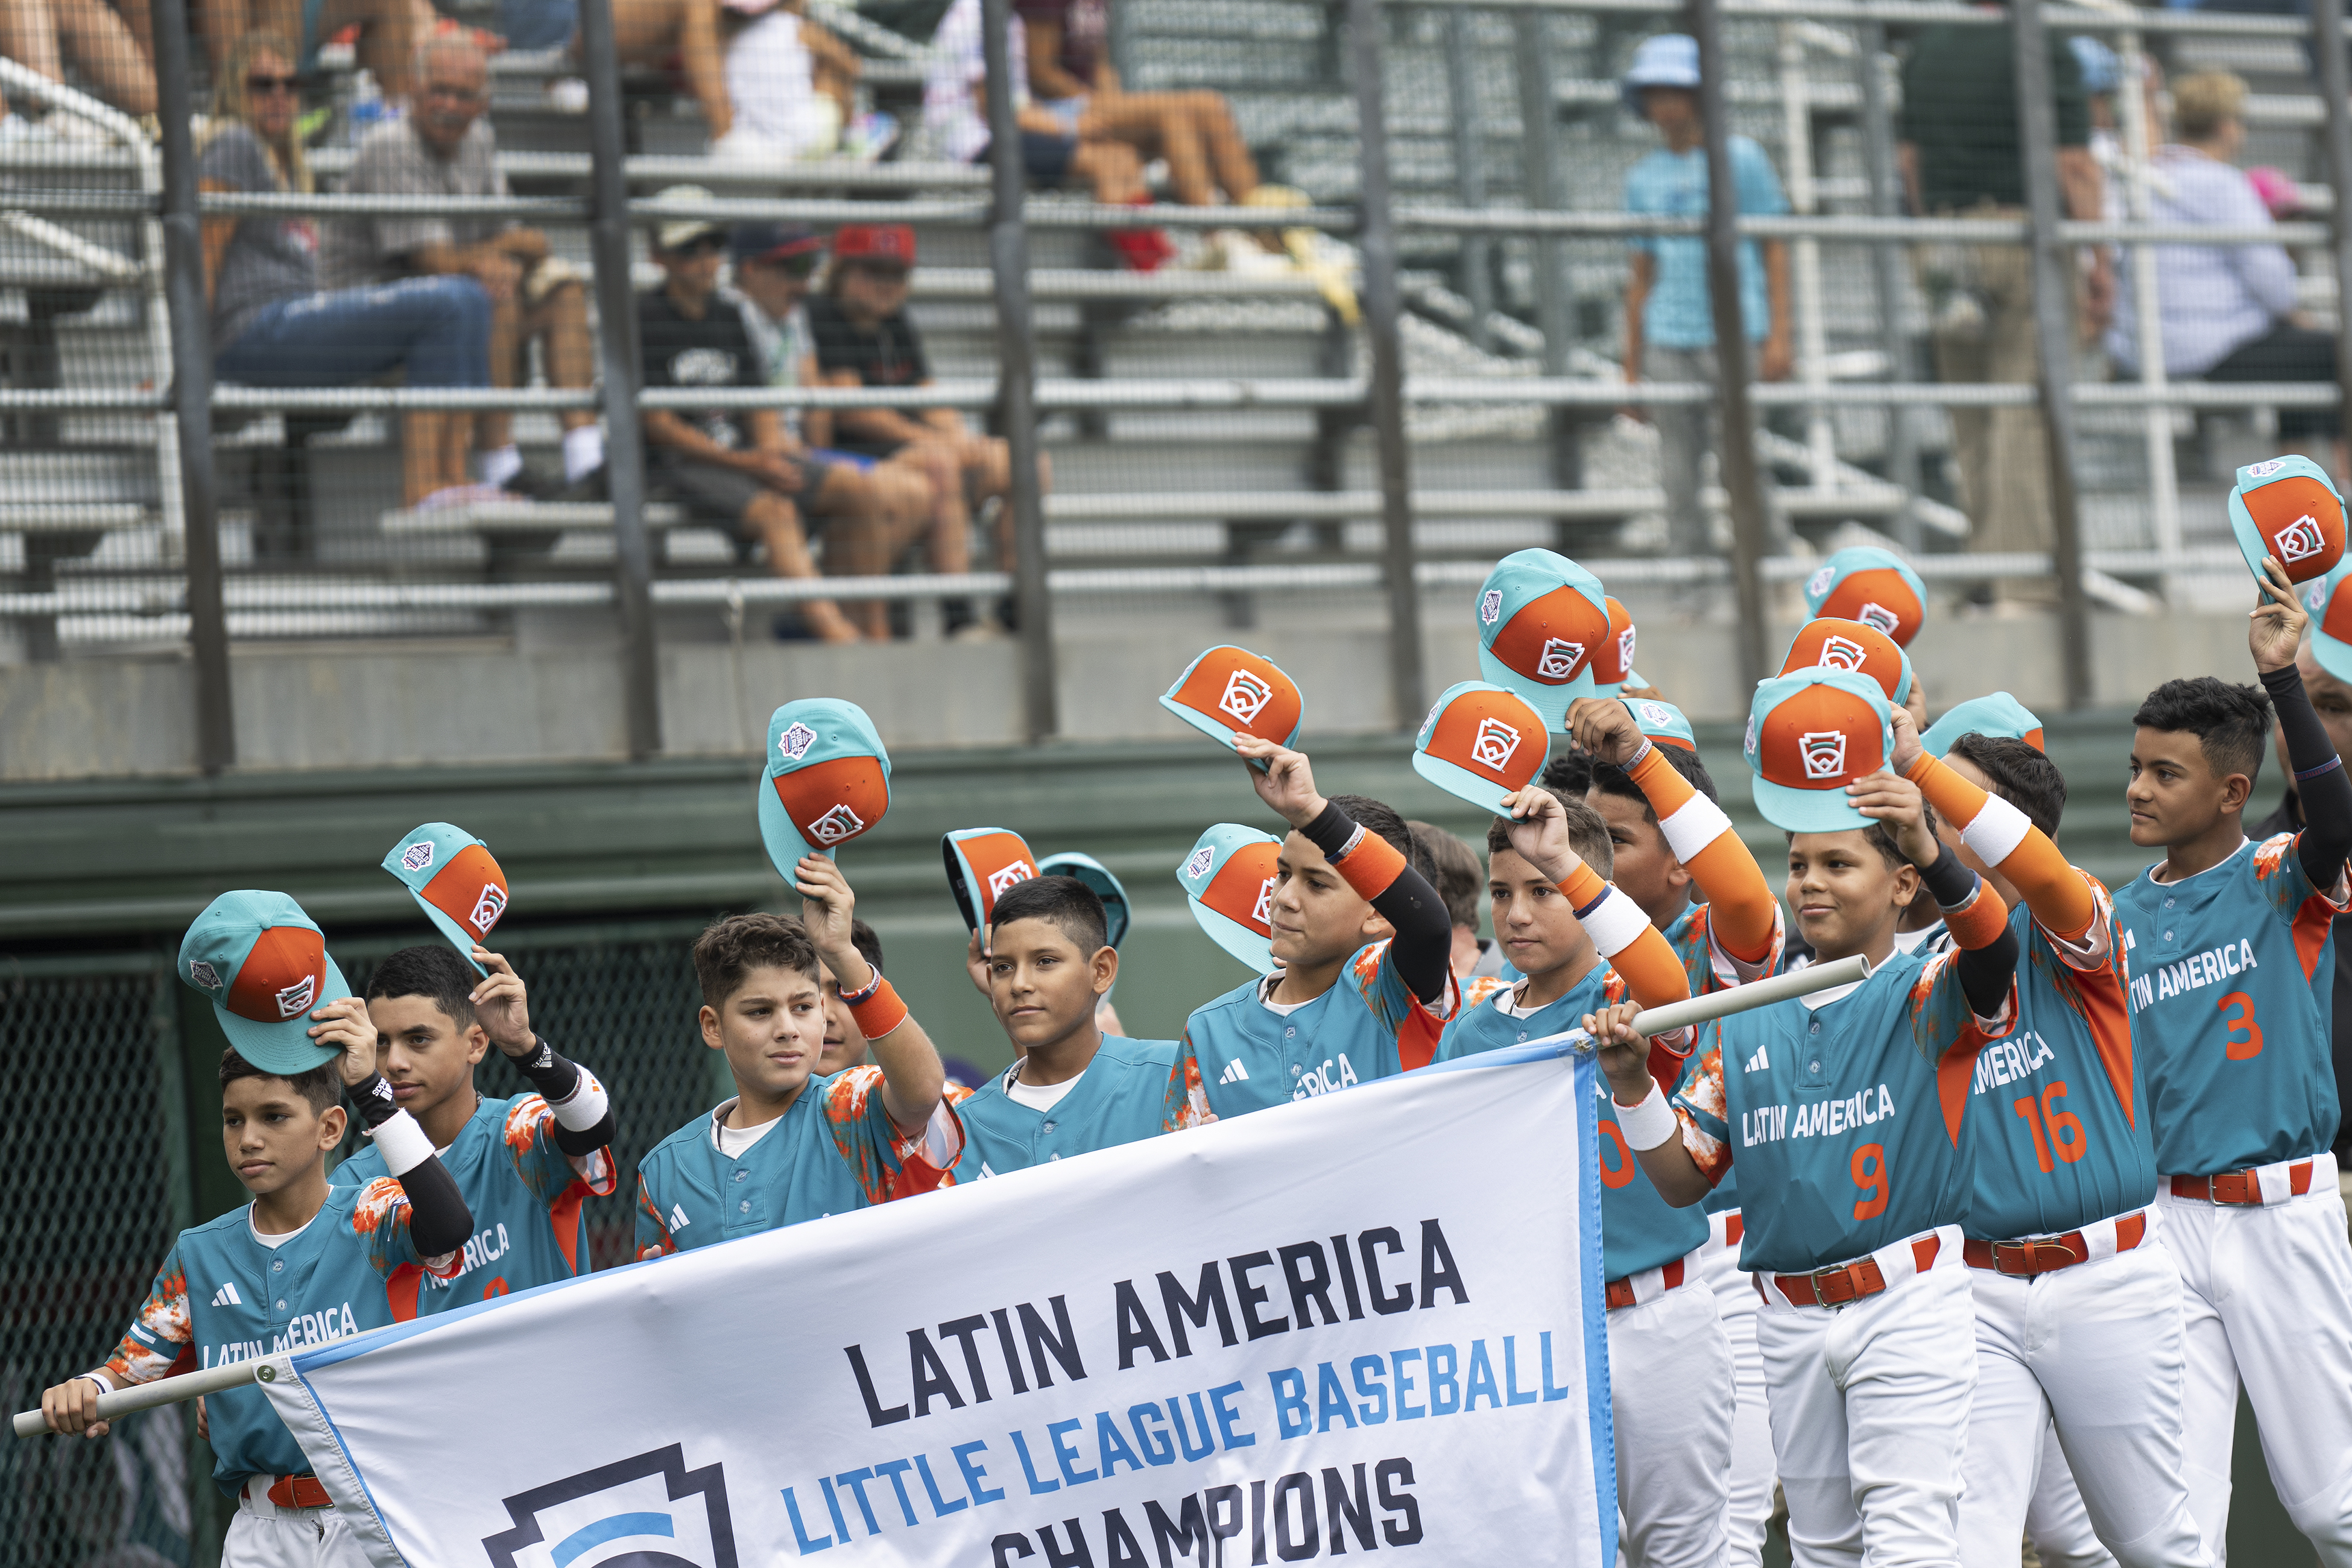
{"left": 1850, "top": 1143, "right": 1888, "bottom": 1220}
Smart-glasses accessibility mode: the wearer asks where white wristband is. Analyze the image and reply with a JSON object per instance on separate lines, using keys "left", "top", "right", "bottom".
{"left": 368, "top": 1108, "right": 437, "bottom": 1178}
{"left": 1613, "top": 1079, "right": 1681, "bottom": 1152}
{"left": 550, "top": 1070, "right": 610, "bottom": 1133}
{"left": 84, "top": 1373, "right": 112, "bottom": 1400}
{"left": 1958, "top": 794, "right": 2033, "bottom": 868}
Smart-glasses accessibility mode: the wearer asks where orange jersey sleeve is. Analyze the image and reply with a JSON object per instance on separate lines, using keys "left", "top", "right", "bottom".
{"left": 1906, "top": 752, "right": 2093, "bottom": 943}
{"left": 1628, "top": 744, "right": 1777, "bottom": 964}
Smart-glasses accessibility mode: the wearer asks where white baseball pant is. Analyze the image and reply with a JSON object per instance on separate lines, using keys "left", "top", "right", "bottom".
{"left": 2025, "top": 1421, "right": 2117, "bottom": 1568}
{"left": 2157, "top": 1151, "right": 2352, "bottom": 1566}
{"left": 1701, "top": 1208, "right": 1778, "bottom": 1568}
{"left": 1756, "top": 1227, "right": 1976, "bottom": 1568}
{"left": 225, "top": 1478, "right": 368, "bottom": 1568}
{"left": 1610, "top": 1260, "right": 1734, "bottom": 1568}
{"left": 1955, "top": 1222, "right": 2210, "bottom": 1568}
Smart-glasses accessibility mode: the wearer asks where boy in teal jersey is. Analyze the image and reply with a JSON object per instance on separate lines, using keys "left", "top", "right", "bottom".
{"left": 341, "top": 944, "right": 618, "bottom": 1313}
{"left": 816, "top": 917, "right": 888, "bottom": 1075}
{"left": 947, "top": 876, "right": 1210, "bottom": 1181}
{"left": 1168, "top": 736, "right": 1457, "bottom": 1119}
{"left": 2113, "top": 556, "right": 2352, "bottom": 1565}
{"left": 1435, "top": 786, "right": 1725, "bottom": 1568}
{"left": 1591, "top": 669, "right": 2022, "bottom": 1568}
{"left": 634, "top": 855, "right": 955, "bottom": 1256}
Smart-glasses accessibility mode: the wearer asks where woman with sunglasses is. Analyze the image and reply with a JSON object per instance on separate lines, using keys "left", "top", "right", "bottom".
{"left": 200, "top": 37, "right": 504, "bottom": 511}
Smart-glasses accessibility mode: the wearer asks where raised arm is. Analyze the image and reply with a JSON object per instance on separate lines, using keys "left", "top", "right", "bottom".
{"left": 2250, "top": 557, "right": 2352, "bottom": 890}
{"left": 1850, "top": 770, "right": 2018, "bottom": 1023}
{"left": 1893, "top": 713, "right": 2095, "bottom": 946}
{"left": 315, "top": 999, "right": 473, "bottom": 1262}
{"left": 796, "top": 855, "right": 944, "bottom": 1131}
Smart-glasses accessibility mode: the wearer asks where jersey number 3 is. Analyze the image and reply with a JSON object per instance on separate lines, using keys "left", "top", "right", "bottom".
{"left": 2218, "top": 991, "right": 2263, "bottom": 1061}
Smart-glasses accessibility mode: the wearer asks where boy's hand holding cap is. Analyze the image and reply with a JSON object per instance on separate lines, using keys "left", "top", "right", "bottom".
{"left": 1476, "top": 548, "right": 1612, "bottom": 729}
{"left": 1921, "top": 691, "right": 2045, "bottom": 758}
{"left": 1743, "top": 668, "right": 1898, "bottom": 833}
{"left": 1801, "top": 546, "right": 1927, "bottom": 647}
{"left": 1624, "top": 695, "right": 1697, "bottom": 752}
{"left": 1178, "top": 823, "right": 1283, "bottom": 976}
{"left": 759, "top": 698, "right": 891, "bottom": 878}
{"left": 179, "top": 890, "right": 353, "bottom": 1075}
{"left": 382, "top": 821, "right": 510, "bottom": 975}
{"left": 1413, "top": 681, "right": 1548, "bottom": 812}
{"left": 1160, "top": 646, "right": 1305, "bottom": 768}
{"left": 943, "top": 826, "right": 1042, "bottom": 933}
{"left": 2230, "top": 455, "right": 2347, "bottom": 586}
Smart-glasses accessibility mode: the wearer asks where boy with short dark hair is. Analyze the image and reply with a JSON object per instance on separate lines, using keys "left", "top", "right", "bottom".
{"left": 634, "top": 856, "right": 954, "bottom": 1256}
{"left": 817, "top": 916, "right": 888, "bottom": 1075}
{"left": 340, "top": 943, "right": 616, "bottom": 1314}
{"left": 2114, "top": 558, "right": 2352, "bottom": 1563}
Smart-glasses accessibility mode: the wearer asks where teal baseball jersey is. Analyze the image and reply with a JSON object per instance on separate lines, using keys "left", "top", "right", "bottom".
{"left": 336, "top": 1090, "right": 615, "bottom": 1314}
{"left": 1675, "top": 946, "right": 2012, "bottom": 1275}
{"left": 1964, "top": 876, "right": 2157, "bottom": 1240}
{"left": 946, "top": 1035, "right": 1206, "bottom": 1183}
{"left": 1168, "top": 939, "right": 1457, "bottom": 1118}
{"left": 1662, "top": 899, "right": 1785, "bottom": 1218}
{"left": 103, "top": 1184, "right": 452, "bottom": 1496}
{"left": 634, "top": 1066, "right": 951, "bottom": 1257}
{"left": 2114, "top": 833, "right": 2350, "bottom": 1174}
{"left": 1441, "top": 966, "right": 1709, "bottom": 1282}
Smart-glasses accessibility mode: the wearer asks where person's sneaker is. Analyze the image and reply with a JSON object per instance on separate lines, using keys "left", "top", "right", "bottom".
{"left": 499, "top": 463, "right": 566, "bottom": 501}
{"left": 413, "top": 483, "right": 525, "bottom": 511}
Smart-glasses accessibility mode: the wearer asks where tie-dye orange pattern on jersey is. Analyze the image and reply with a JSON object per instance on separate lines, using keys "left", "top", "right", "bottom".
{"left": 503, "top": 1092, "right": 618, "bottom": 1201}
{"left": 105, "top": 1262, "right": 192, "bottom": 1385}
{"left": 1161, "top": 1051, "right": 1215, "bottom": 1133}
{"left": 349, "top": 1177, "right": 465, "bottom": 1279}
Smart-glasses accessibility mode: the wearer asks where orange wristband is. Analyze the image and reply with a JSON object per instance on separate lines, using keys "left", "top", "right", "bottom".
{"left": 847, "top": 978, "right": 909, "bottom": 1040}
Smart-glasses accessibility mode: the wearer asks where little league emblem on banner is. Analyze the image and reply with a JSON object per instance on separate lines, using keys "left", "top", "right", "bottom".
{"left": 260, "top": 1046, "right": 1617, "bottom": 1568}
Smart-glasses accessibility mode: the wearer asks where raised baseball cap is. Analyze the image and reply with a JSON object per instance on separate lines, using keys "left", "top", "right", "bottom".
{"left": 381, "top": 823, "right": 510, "bottom": 975}
{"left": 1412, "top": 681, "right": 1548, "bottom": 814}
{"left": 1625, "top": 696, "right": 1697, "bottom": 753}
{"left": 1160, "top": 645, "right": 1304, "bottom": 763}
{"left": 2230, "top": 455, "right": 2347, "bottom": 585}
{"left": 1803, "top": 547, "right": 1927, "bottom": 648}
{"left": 944, "top": 827, "right": 1042, "bottom": 933}
{"left": 1780, "top": 616, "right": 1914, "bottom": 706}
{"left": 2303, "top": 560, "right": 2352, "bottom": 684}
{"left": 1921, "top": 692, "right": 2046, "bottom": 757}
{"left": 1476, "top": 549, "right": 1612, "bottom": 729}
{"left": 759, "top": 699, "right": 891, "bottom": 879}
{"left": 179, "top": 891, "right": 351, "bottom": 1075}
{"left": 1587, "top": 596, "right": 1639, "bottom": 697}
{"left": 1743, "top": 668, "right": 1896, "bottom": 833}
{"left": 1037, "top": 851, "right": 1132, "bottom": 950}
{"left": 1178, "top": 824, "right": 1282, "bottom": 976}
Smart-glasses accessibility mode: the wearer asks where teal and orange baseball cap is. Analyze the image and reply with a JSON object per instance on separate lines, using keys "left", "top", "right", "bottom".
{"left": 382, "top": 822, "right": 510, "bottom": 974}
{"left": 944, "top": 826, "right": 1041, "bottom": 932}
{"left": 1803, "top": 547, "right": 1927, "bottom": 647}
{"left": 1160, "top": 646, "right": 1304, "bottom": 763}
{"left": 2230, "top": 456, "right": 2347, "bottom": 584}
{"left": 1412, "top": 681, "right": 1548, "bottom": 813}
{"left": 179, "top": 891, "right": 350, "bottom": 1075}
{"left": 760, "top": 699, "right": 891, "bottom": 879}
{"left": 1587, "top": 596, "right": 1640, "bottom": 697}
{"left": 1780, "top": 616, "right": 1914, "bottom": 707}
{"left": 1476, "top": 549, "right": 1612, "bottom": 729}
{"left": 1626, "top": 695, "right": 1697, "bottom": 753}
{"left": 1037, "top": 850, "right": 1131, "bottom": 950}
{"left": 1178, "top": 823, "right": 1282, "bottom": 975}
{"left": 1743, "top": 668, "right": 1895, "bottom": 833}
{"left": 1922, "top": 692, "right": 2045, "bottom": 757}
{"left": 2303, "top": 560, "right": 2352, "bottom": 684}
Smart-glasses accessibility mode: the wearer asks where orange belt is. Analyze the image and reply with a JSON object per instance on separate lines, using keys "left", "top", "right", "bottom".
{"left": 2169, "top": 1162, "right": 2314, "bottom": 1206}
{"left": 1721, "top": 1213, "right": 1743, "bottom": 1247}
{"left": 1964, "top": 1211, "right": 2146, "bottom": 1276}
{"left": 263, "top": 1473, "right": 332, "bottom": 1511}
{"left": 1603, "top": 1257, "right": 1686, "bottom": 1310}
{"left": 1770, "top": 1236, "right": 1940, "bottom": 1307}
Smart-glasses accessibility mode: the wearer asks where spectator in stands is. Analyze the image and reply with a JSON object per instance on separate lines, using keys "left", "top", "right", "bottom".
{"left": 637, "top": 192, "right": 864, "bottom": 643}
{"left": 200, "top": 37, "right": 497, "bottom": 511}
{"left": 808, "top": 223, "right": 1048, "bottom": 640}
{"left": 1014, "top": 0, "right": 1260, "bottom": 209}
{"left": 715, "top": 0, "right": 864, "bottom": 162}
{"left": 728, "top": 221, "right": 939, "bottom": 637}
{"left": 321, "top": 36, "right": 605, "bottom": 495}
{"left": 0, "top": 0, "right": 156, "bottom": 117}
{"left": 487, "top": 0, "right": 733, "bottom": 142}
{"left": 2107, "top": 71, "right": 2344, "bottom": 478}
{"left": 1899, "top": 7, "right": 2110, "bottom": 614}
{"left": 1616, "top": 33, "right": 1791, "bottom": 600}
{"left": 200, "top": 0, "right": 430, "bottom": 104}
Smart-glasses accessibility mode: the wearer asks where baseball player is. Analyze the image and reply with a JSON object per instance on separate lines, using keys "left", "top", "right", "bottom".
{"left": 1897, "top": 713, "right": 2211, "bottom": 1568}
{"left": 634, "top": 855, "right": 956, "bottom": 1257}
{"left": 2113, "top": 557, "right": 2352, "bottom": 1565}
{"left": 41, "top": 893, "right": 474, "bottom": 1568}
{"left": 1568, "top": 693, "right": 1785, "bottom": 1567}
{"left": 340, "top": 943, "right": 618, "bottom": 1314}
{"left": 1435, "top": 785, "right": 1724, "bottom": 1568}
{"left": 1591, "top": 668, "right": 2023, "bottom": 1568}
{"left": 1168, "top": 736, "right": 1456, "bottom": 1119}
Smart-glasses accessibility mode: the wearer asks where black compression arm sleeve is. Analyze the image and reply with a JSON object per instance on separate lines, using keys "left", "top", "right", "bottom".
{"left": 1916, "top": 842, "right": 2020, "bottom": 1021}
{"left": 400, "top": 1157, "right": 473, "bottom": 1259}
{"left": 1298, "top": 802, "right": 1455, "bottom": 1005}
{"left": 2263, "top": 665, "right": 2352, "bottom": 891}
{"left": 514, "top": 1039, "right": 616, "bottom": 1156}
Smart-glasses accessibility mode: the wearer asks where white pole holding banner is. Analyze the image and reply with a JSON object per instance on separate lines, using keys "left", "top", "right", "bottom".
{"left": 11, "top": 1353, "right": 277, "bottom": 1438}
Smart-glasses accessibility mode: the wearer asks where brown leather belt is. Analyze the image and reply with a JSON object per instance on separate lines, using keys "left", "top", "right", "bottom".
{"left": 1769, "top": 1236, "right": 1941, "bottom": 1307}
{"left": 262, "top": 1473, "right": 331, "bottom": 1510}
{"left": 2169, "top": 1162, "right": 2313, "bottom": 1206}
{"left": 1964, "top": 1211, "right": 2146, "bottom": 1276}
{"left": 1604, "top": 1257, "right": 1686, "bottom": 1310}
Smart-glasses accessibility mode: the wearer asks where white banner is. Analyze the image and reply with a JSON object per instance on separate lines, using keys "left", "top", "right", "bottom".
{"left": 262, "top": 1040, "right": 1614, "bottom": 1568}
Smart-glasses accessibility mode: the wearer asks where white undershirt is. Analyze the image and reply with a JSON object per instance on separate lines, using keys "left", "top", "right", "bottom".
{"left": 1256, "top": 973, "right": 1314, "bottom": 1016}
{"left": 1003, "top": 1070, "right": 1083, "bottom": 1113}
{"left": 248, "top": 1206, "right": 318, "bottom": 1249}
{"left": 712, "top": 1099, "right": 785, "bottom": 1159}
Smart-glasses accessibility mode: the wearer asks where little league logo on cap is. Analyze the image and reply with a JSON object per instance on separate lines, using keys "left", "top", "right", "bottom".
{"left": 1412, "top": 681, "right": 1548, "bottom": 813}
{"left": 1160, "top": 646, "right": 1304, "bottom": 762}
{"left": 1475, "top": 549, "right": 1612, "bottom": 729}
{"left": 1780, "top": 617, "right": 1914, "bottom": 707}
{"left": 1744, "top": 668, "right": 1896, "bottom": 833}
{"left": 1586, "top": 596, "right": 1638, "bottom": 697}
{"left": 2230, "top": 455, "right": 2347, "bottom": 585}
{"left": 1037, "top": 851, "right": 1133, "bottom": 950}
{"left": 1178, "top": 823, "right": 1283, "bottom": 976}
{"left": 759, "top": 699, "right": 891, "bottom": 880}
{"left": 1802, "top": 547, "right": 1928, "bottom": 648}
{"left": 2303, "top": 560, "right": 2352, "bottom": 686}
{"left": 1630, "top": 697, "right": 1698, "bottom": 752}
{"left": 179, "top": 890, "right": 351, "bottom": 1075}
{"left": 943, "top": 827, "right": 1041, "bottom": 932}
{"left": 382, "top": 822, "right": 511, "bottom": 975}
{"left": 1921, "top": 692, "right": 2046, "bottom": 758}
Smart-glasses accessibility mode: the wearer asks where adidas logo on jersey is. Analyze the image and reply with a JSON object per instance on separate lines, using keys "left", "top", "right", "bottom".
{"left": 210, "top": 1282, "right": 243, "bottom": 1307}
{"left": 1743, "top": 1043, "right": 1769, "bottom": 1073}
{"left": 1218, "top": 1060, "right": 1250, "bottom": 1085}
{"left": 669, "top": 1204, "right": 692, "bottom": 1231}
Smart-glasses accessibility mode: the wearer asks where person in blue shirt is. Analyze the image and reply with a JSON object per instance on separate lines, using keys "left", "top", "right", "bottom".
{"left": 1618, "top": 33, "right": 1792, "bottom": 582}
{"left": 2113, "top": 556, "right": 2352, "bottom": 1565}
{"left": 634, "top": 855, "right": 955, "bottom": 1256}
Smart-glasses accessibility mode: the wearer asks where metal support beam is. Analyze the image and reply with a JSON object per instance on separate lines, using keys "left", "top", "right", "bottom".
{"left": 1444, "top": 8, "right": 1493, "bottom": 344}
{"left": 984, "top": 0, "right": 1059, "bottom": 742}
{"left": 1857, "top": 22, "right": 1921, "bottom": 549}
{"left": 153, "top": 0, "right": 232, "bottom": 773}
{"left": 578, "top": 0, "right": 662, "bottom": 758}
{"left": 2014, "top": 0, "right": 2095, "bottom": 707}
{"left": 2315, "top": 0, "right": 2352, "bottom": 499}
{"left": 1691, "top": 0, "right": 1772, "bottom": 689}
{"left": 1514, "top": 8, "right": 1576, "bottom": 488}
{"left": 1350, "top": 0, "right": 1428, "bottom": 727}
